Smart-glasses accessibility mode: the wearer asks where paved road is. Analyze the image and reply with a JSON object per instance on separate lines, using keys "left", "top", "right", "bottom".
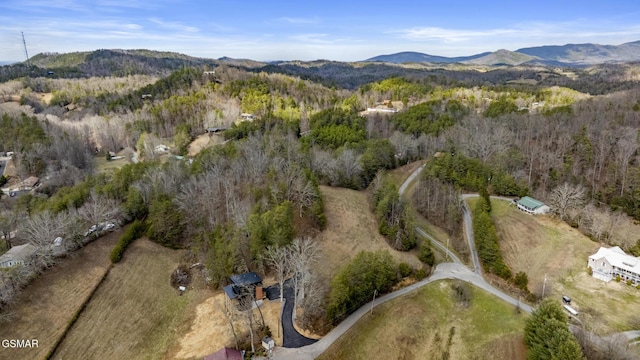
{"left": 272, "top": 263, "right": 532, "bottom": 360}
{"left": 460, "top": 194, "right": 483, "bottom": 275}
{"left": 280, "top": 281, "right": 318, "bottom": 348}
{"left": 398, "top": 164, "right": 462, "bottom": 265}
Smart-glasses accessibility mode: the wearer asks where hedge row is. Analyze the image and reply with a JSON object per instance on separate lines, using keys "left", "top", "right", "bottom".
{"left": 109, "top": 220, "right": 147, "bottom": 263}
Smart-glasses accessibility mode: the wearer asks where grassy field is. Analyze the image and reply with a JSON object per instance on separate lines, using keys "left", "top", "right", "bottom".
{"left": 315, "top": 186, "right": 422, "bottom": 283}
{"left": 0, "top": 232, "right": 117, "bottom": 360}
{"left": 491, "top": 199, "right": 640, "bottom": 334}
{"left": 52, "top": 238, "right": 193, "bottom": 359}
{"left": 95, "top": 155, "right": 130, "bottom": 174}
{"left": 317, "top": 280, "right": 527, "bottom": 360}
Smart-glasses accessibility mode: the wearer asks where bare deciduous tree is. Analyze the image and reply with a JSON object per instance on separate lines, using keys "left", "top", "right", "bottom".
{"left": 549, "top": 182, "right": 587, "bottom": 220}
{"left": 289, "top": 237, "right": 320, "bottom": 311}
{"left": 78, "top": 191, "right": 121, "bottom": 229}
{"left": 264, "top": 245, "right": 291, "bottom": 303}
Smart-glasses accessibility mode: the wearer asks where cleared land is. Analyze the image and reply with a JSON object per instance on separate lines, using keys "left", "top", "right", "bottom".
{"left": 0, "top": 232, "right": 117, "bottom": 360}
{"left": 53, "top": 238, "right": 192, "bottom": 359}
{"left": 316, "top": 186, "right": 422, "bottom": 282}
{"left": 317, "top": 280, "right": 527, "bottom": 360}
{"left": 491, "top": 199, "right": 640, "bottom": 334}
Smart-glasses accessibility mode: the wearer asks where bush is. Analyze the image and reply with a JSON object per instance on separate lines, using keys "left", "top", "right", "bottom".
{"left": 587, "top": 266, "right": 593, "bottom": 276}
{"left": 414, "top": 268, "right": 428, "bottom": 280}
{"left": 327, "top": 251, "right": 397, "bottom": 324}
{"left": 627, "top": 279, "right": 633, "bottom": 286}
{"left": 514, "top": 271, "right": 529, "bottom": 292}
{"left": 418, "top": 243, "right": 435, "bottom": 266}
{"left": 398, "top": 262, "right": 412, "bottom": 278}
{"left": 110, "top": 220, "right": 147, "bottom": 263}
{"left": 616, "top": 275, "right": 621, "bottom": 282}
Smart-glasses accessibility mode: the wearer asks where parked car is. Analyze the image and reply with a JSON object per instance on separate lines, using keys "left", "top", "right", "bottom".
{"left": 104, "top": 223, "right": 116, "bottom": 231}
{"left": 562, "top": 295, "right": 571, "bottom": 304}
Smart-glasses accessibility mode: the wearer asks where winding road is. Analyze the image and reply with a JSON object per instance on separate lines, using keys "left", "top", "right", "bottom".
{"left": 271, "top": 165, "right": 532, "bottom": 359}
{"left": 270, "top": 164, "right": 636, "bottom": 359}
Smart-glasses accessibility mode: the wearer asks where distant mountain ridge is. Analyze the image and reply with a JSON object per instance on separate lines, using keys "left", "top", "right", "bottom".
{"left": 364, "top": 40, "right": 640, "bottom": 65}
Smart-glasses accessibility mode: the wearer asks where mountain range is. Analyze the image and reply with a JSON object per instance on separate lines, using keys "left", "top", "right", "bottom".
{"left": 365, "top": 40, "right": 640, "bottom": 66}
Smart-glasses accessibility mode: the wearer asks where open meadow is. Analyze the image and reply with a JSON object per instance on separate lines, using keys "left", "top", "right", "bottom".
{"left": 317, "top": 280, "right": 527, "bottom": 360}
{"left": 491, "top": 199, "right": 640, "bottom": 335}
{"left": 315, "top": 185, "right": 422, "bottom": 283}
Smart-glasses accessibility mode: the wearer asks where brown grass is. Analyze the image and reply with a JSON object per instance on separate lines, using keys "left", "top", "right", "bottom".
{"left": 315, "top": 186, "right": 422, "bottom": 283}
{"left": 187, "top": 134, "right": 224, "bottom": 157}
{"left": 0, "top": 232, "right": 117, "bottom": 360}
{"left": 172, "top": 293, "right": 283, "bottom": 359}
{"left": 53, "top": 238, "right": 190, "bottom": 359}
{"left": 492, "top": 200, "right": 640, "bottom": 334}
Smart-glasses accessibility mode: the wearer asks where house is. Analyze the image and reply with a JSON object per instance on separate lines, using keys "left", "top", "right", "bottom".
{"left": 203, "top": 347, "right": 242, "bottom": 360}
{"left": 18, "top": 176, "right": 40, "bottom": 191}
{"left": 0, "top": 244, "right": 37, "bottom": 269}
{"left": 515, "top": 196, "right": 550, "bottom": 215}
{"left": 223, "top": 272, "right": 264, "bottom": 303}
{"left": 588, "top": 246, "right": 640, "bottom": 283}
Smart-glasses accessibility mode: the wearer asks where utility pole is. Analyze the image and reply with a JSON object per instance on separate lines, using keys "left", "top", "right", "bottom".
{"left": 22, "top": 32, "right": 31, "bottom": 70}
{"left": 541, "top": 274, "right": 547, "bottom": 298}
{"left": 370, "top": 289, "right": 377, "bottom": 315}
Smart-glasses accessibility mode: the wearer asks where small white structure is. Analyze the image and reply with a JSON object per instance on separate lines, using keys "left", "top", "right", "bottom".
{"left": 588, "top": 246, "right": 640, "bottom": 283}
{"left": 0, "top": 244, "right": 37, "bottom": 269}
{"left": 515, "top": 196, "right": 550, "bottom": 215}
{"left": 262, "top": 336, "right": 274, "bottom": 351}
{"left": 563, "top": 304, "right": 578, "bottom": 316}
{"left": 53, "top": 237, "right": 63, "bottom": 246}
{"left": 154, "top": 144, "right": 169, "bottom": 153}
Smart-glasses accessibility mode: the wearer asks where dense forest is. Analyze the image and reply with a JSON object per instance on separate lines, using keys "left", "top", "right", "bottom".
{"left": 1, "top": 51, "right": 640, "bottom": 347}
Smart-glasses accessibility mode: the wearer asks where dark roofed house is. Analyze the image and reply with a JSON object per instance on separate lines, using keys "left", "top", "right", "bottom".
{"left": 203, "top": 347, "right": 243, "bottom": 360}
{"left": 223, "top": 272, "right": 264, "bottom": 306}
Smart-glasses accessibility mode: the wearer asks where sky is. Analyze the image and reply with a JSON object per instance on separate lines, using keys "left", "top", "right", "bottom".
{"left": 1, "top": 0, "right": 640, "bottom": 62}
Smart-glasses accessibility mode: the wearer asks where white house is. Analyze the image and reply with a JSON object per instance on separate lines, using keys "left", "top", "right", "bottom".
{"left": 588, "top": 246, "right": 640, "bottom": 283}
{"left": 0, "top": 244, "right": 37, "bottom": 269}
{"left": 516, "top": 196, "right": 550, "bottom": 215}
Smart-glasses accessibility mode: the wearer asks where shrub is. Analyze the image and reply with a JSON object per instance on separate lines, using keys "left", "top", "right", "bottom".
{"left": 418, "top": 243, "right": 435, "bottom": 266}
{"left": 398, "top": 262, "right": 412, "bottom": 278}
{"left": 627, "top": 279, "right": 633, "bottom": 286}
{"left": 414, "top": 268, "right": 428, "bottom": 280}
{"left": 587, "top": 266, "right": 593, "bottom": 276}
{"left": 514, "top": 271, "right": 529, "bottom": 292}
{"left": 616, "top": 275, "right": 621, "bottom": 282}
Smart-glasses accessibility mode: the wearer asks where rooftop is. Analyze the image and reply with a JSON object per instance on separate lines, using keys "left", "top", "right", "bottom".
{"left": 590, "top": 246, "right": 640, "bottom": 273}
{"left": 230, "top": 272, "right": 262, "bottom": 286}
{"left": 517, "top": 196, "right": 545, "bottom": 210}
{"left": 0, "top": 243, "right": 37, "bottom": 263}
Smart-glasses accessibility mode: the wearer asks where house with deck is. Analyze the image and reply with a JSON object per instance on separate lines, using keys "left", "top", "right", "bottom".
{"left": 515, "top": 196, "right": 550, "bottom": 215}
{"left": 0, "top": 244, "right": 37, "bottom": 269}
{"left": 223, "top": 272, "right": 264, "bottom": 306}
{"left": 588, "top": 246, "right": 640, "bottom": 283}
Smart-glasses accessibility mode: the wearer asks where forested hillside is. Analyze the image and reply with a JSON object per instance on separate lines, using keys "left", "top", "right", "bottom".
{"left": 1, "top": 52, "right": 640, "bottom": 349}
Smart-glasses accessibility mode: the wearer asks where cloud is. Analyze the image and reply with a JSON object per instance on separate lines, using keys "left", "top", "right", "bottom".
{"left": 277, "top": 17, "right": 319, "bottom": 25}
{"left": 148, "top": 18, "right": 199, "bottom": 33}
{"left": 397, "top": 27, "right": 517, "bottom": 42}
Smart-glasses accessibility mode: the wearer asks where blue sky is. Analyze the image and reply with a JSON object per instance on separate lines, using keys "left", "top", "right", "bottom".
{"left": 1, "top": 0, "right": 640, "bottom": 62}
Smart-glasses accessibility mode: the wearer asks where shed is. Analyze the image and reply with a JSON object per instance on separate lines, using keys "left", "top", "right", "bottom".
{"left": 203, "top": 347, "right": 242, "bottom": 360}
{"left": 516, "top": 196, "right": 550, "bottom": 215}
{"left": 0, "top": 243, "right": 37, "bottom": 268}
